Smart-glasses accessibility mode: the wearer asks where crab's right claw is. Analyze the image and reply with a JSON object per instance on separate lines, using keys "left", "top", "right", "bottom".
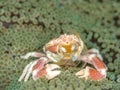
{"left": 45, "top": 64, "right": 61, "bottom": 79}
{"left": 18, "top": 57, "right": 48, "bottom": 82}
{"left": 76, "top": 66, "right": 106, "bottom": 81}
{"left": 32, "top": 63, "right": 61, "bottom": 80}
{"left": 18, "top": 57, "right": 61, "bottom": 82}
{"left": 33, "top": 64, "right": 61, "bottom": 80}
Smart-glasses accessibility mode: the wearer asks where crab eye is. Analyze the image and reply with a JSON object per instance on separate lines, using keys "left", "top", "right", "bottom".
{"left": 60, "top": 47, "right": 66, "bottom": 52}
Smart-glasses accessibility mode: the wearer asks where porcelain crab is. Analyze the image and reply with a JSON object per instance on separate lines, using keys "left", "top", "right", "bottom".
{"left": 18, "top": 34, "right": 107, "bottom": 82}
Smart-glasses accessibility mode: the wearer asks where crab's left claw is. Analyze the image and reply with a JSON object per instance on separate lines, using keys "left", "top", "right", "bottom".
{"left": 76, "top": 48, "right": 107, "bottom": 81}
{"left": 76, "top": 66, "right": 106, "bottom": 81}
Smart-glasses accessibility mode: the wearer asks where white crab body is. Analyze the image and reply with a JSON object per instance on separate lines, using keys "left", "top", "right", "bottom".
{"left": 19, "top": 34, "right": 107, "bottom": 81}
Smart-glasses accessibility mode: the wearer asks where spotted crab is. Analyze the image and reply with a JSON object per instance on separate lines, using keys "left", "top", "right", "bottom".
{"left": 18, "top": 34, "right": 107, "bottom": 82}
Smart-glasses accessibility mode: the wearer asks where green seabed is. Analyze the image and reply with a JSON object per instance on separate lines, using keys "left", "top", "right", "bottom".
{"left": 0, "top": 0, "right": 120, "bottom": 90}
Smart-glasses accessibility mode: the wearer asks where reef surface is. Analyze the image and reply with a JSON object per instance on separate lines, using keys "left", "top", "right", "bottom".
{"left": 0, "top": 0, "right": 120, "bottom": 90}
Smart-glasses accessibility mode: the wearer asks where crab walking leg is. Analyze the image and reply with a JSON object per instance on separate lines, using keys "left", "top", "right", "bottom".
{"left": 21, "top": 52, "right": 45, "bottom": 59}
{"left": 18, "top": 62, "right": 35, "bottom": 82}
{"left": 24, "top": 61, "right": 38, "bottom": 82}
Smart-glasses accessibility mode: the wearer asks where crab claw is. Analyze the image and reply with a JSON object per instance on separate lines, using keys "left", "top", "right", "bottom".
{"left": 18, "top": 57, "right": 48, "bottom": 82}
{"left": 33, "top": 63, "right": 61, "bottom": 80}
{"left": 32, "top": 57, "right": 48, "bottom": 80}
{"left": 77, "top": 48, "right": 107, "bottom": 81}
{"left": 45, "top": 64, "right": 61, "bottom": 79}
{"left": 91, "top": 55, "right": 107, "bottom": 74}
{"left": 76, "top": 66, "right": 106, "bottom": 81}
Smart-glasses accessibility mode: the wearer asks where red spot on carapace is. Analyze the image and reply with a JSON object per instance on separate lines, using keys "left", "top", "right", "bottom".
{"left": 46, "top": 44, "right": 58, "bottom": 53}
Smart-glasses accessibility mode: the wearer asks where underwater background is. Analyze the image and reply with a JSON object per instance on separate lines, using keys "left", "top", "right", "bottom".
{"left": 0, "top": 0, "right": 120, "bottom": 90}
